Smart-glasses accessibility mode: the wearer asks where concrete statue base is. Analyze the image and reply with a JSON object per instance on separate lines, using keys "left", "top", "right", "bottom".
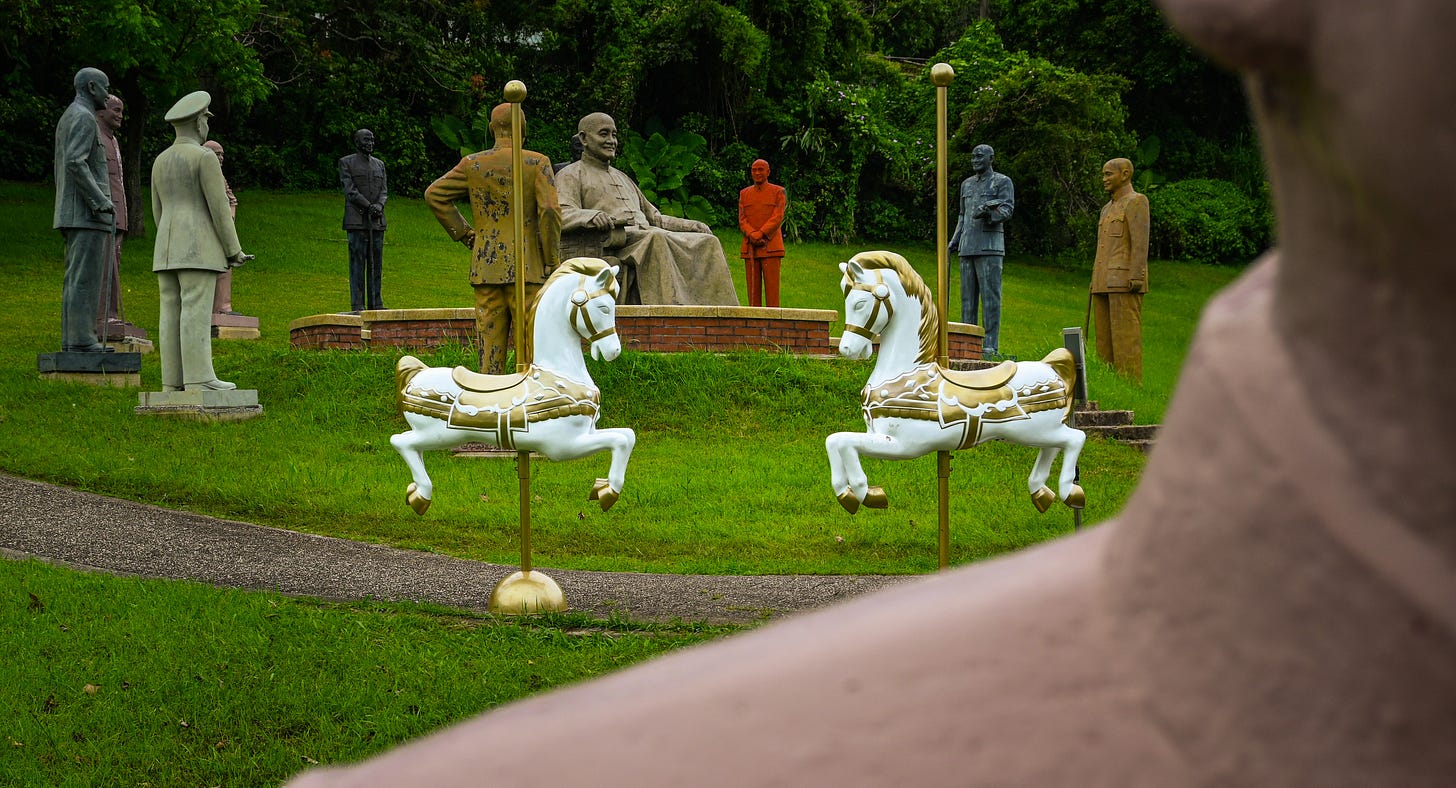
{"left": 135, "top": 388, "right": 263, "bottom": 422}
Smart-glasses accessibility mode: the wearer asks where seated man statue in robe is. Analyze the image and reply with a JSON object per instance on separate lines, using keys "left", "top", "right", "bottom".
{"left": 555, "top": 113, "right": 738, "bottom": 306}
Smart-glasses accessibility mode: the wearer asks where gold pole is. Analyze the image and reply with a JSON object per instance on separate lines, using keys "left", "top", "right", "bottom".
{"left": 931, "top": 63, "right": 955, "bottom": 571}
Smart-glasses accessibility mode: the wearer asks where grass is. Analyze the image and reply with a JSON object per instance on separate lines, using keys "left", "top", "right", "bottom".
{"left": 0, "top": 558, "right": 728, "bottom": 785}
{"left": 0, "top": 179, "right": 1241, "bottom": 574}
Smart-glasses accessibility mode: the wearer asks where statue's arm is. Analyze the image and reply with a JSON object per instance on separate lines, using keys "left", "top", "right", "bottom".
{"left": 534, "top": 159, "right": 562, "bottom": 267}
{"left": 339, "top": 159, "right": 370, "bottom": 210}
{"left": 423, "top": 161, "right": 474, "bottom": 246}
{"left": 645, "top": 181, "right": 709, "bottom": 234}
{"left": 63, "top": 114, "right": 112, "bottom": 216}
{"left": 557, "top": 165, "right": 609, "bottom": 232}
{"left": 375, "top": 160, "right": 388, "bottom": 212}
{"left": 1127, "top": 193, "right": 1150, "bottom": 292}
{"left": 763, "top": 187, "right": 786, "bottom": 239}
{"left": 986, "top": 176, "right": 1015, "bottom": 224}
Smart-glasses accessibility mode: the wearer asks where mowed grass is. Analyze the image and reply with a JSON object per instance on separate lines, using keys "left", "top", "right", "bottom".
{"left": 0, "top": 558, "right": 727, "bottom": 786}
{"left": 0, "top": 180, "right": 1241, "bottom": 574}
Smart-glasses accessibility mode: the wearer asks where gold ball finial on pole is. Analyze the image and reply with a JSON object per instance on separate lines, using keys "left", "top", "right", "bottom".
{"left": 930, "top": 62, "right": 955, "bottom": 87}
{"left": 503, "top": 80, "right": 527, "bottom": 103}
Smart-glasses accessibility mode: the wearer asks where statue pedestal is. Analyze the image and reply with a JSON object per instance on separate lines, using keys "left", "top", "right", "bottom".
{"left": 100, "top": 320, "right": 154, "bottom": 354}
{"left": 37, "top": 351, "right": 142, "bottom": 387}
{"left": 135, "top": 388, "right": 263, "bottom": 422}
{"left": 212, "top": 312, "right": 260, "bottom": 340}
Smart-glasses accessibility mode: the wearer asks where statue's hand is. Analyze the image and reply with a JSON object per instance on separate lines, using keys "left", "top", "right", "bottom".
{"left": 96, "top": 198, "right": 115, "bottom": 216}
{"left": 588, "top": 211, "right": 614, "bottom": 230}
{"left": 460, "top": 234, "right": 476, "bottom": 250}
{"left": 688, "top": 220, "right": 711, "bottom": 234}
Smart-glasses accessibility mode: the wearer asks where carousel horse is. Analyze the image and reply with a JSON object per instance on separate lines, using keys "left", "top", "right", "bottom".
{"left": 390, "top": 257, "right": 635, "bottom": 515}
{"left": 826, "top": 250, "right": 1086, "bottom": 514}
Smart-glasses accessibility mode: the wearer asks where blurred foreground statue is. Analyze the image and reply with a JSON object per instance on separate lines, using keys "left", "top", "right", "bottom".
{"left": 291, "top": 0, "right": 1456, "bottom": 783}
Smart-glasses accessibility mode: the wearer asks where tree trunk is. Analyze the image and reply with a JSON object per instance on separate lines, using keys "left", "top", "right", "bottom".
{"left": 980, "top": 0, "right": 991, "bottom": 21}
{"left": 120, "top": 71, "right": 148, "bottom": 238}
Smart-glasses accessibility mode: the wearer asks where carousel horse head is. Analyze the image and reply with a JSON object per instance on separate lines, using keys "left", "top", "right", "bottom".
{"left": 528, "top": 257, "right": 622, "bottom": 364}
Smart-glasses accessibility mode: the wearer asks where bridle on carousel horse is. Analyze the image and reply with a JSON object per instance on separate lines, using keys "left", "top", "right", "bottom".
{"left": 841, "top": 269, "right": 894, "bottom": 343}
{"left": 569, "top": 275, "right": 618, "bottom": 343}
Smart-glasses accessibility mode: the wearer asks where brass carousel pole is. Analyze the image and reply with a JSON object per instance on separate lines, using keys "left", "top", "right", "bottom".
{"left": 489, "top": 79, "right": 566, "bottom": 614}
{"left": 931, "top": 63, "right": 955, "bottom": 571}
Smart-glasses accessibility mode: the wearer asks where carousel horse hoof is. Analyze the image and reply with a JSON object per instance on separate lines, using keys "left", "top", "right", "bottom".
{"left": 1063, "top": 484, "right": 1086, "bottom": 510}
{"left": 1031, "top": 485, "right": 1056, "bottom": 514}
{"left": 406, "top": 482, "right": 431, "bottom": 516}
{"left": 863, "top": 486, "right": 889, "bottom": 509}
{"left": 836, "top": 487, "right": 862, "bottom": 515}
{"left": 588, "top": 478, "right": 619, "bottom": 512}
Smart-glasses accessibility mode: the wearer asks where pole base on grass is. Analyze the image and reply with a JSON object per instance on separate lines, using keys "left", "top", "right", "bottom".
{"left": 489, "top": 570, "right": 567, "bottom": 615}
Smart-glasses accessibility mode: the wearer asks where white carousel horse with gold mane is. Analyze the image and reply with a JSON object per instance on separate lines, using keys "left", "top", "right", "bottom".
{"left": 390, "top": 258, "right": 635, "bottom": 515}
{"left": 827, "top": 250, "right": 1086, "bottom": 514}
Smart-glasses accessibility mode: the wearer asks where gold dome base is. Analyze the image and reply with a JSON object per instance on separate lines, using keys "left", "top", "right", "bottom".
{"left": 488, "top": 570, "right": 567, "bottom": 615}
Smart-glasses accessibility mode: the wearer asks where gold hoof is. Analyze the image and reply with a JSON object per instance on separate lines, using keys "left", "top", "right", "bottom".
{"left": 863, "top": 486, "right": 889, "bottom": 509}
{"left": 588, "top": 478, "right": 619, "bottom": 512}
{"left": 836, "top": 487, "right": 861, "bottom": 514}
{"left": 1064, "top": 484, "right": 1086, "bottom": 510}
{"left": 1031, "top": 485, "right": 1056, "bottom": 514}
{"left": 406, "top": 482, "right": 431, "bottom": 516}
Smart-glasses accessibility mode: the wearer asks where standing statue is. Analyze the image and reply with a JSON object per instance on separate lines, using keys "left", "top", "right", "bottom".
{"left": 1090, "top": 158, "right": 1150, "bottom": 381}
{"left": 339, "top": 128, "right": 387, "bottom": 312}
{"left": 204, "top": 140, "right": 242, "bottom": 316}
{"left": 948, "top": 143, "right": 1014, "bottom": 358}
{"left": 425, "top": 103, "right": 562, "bottom": 374}
{"left": 94, "top": 92, "right": 144, "bottom": 343}
{"left": 556, "top": 112, "right": 738, "bottom": 306}
{"left": 53, "top": 67, "right": 115, "bottom": 353}
{"left": 738, "top": 159, "right": 787, "bottom": 307}
{"left": 150, "top": 91, "right": 248, "bottom": 391}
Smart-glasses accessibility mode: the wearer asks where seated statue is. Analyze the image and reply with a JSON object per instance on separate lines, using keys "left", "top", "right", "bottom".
{"left": 555, "top": 113, "right": 738, "bottom": 306}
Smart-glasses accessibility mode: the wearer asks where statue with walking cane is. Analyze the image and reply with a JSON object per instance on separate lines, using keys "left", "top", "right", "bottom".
{"left": 339, "top": 129, "right": 387, "bottom": 312}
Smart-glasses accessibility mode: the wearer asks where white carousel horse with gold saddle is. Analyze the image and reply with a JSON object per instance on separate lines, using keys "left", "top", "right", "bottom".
{"left": 827, "top": 250, "right": 1086, "bottom": 514}
{"left": 390, "top": 257, "right": 635, "bottom": 515}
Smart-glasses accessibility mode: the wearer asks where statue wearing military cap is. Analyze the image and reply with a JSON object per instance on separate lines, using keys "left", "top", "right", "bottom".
{"left": 149, "top": 90, "right": 250, "bottom": 391}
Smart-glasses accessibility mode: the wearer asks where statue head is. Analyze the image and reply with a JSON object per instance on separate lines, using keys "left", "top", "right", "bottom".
{"left": 354, "top": 129, "right": 375, "bottom": 156}
{"left": 73, "top": 67, "right": 110, "bottom": 110}
{"left": 163, "top": 90, "right": 212, "bottom": 142}
{"left": 1101, "top": 158, "right": 1133, "bottom": 194}
{"left": 488, "top": 103, "right": 525, "bottom": 141}
{"left": 204, "top": 140, "right": 225, "bottom": 166}
{"left": 97, "top": 94, "right": 123, "bottom": 133}
{"left": 751, "top": 159, "right": 770, "bottom": 185}
{"left": 970, "top": 144, "right": 995, "bottom": 175}
{"left": 577, "top": 113, "right": 618, "bottom": 164}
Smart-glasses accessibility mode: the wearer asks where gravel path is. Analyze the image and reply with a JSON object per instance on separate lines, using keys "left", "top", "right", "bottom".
{"left": 0, "top": 473, "right": 910, "bottom": 624}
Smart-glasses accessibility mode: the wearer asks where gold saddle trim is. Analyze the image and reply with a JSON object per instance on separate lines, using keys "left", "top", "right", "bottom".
{"left": 940, "top": 359, "right": 1016, "bottom": 391}
{"left": 452, "top": 366, "right": 528, "bottom": 393}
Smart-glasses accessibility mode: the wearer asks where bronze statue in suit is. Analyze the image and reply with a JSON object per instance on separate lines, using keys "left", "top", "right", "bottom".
{"left": 425, "top": 103, "right": 561, "bottom": 374}
{"left": 150, "top": 91, "right": 247, "bottom": 391}
{"left": 1090, "top": 158, "right": 1151, "bottom": 381}
{"left": 53, "top": 67, "right": 115, "bottom": 352}
{"left": 339, "top": 129, "right": 387, "bottom": 311}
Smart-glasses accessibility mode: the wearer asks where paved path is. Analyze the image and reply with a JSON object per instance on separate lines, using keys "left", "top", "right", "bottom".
{"left": 0, "top": 473, "right": 910, "bottom": 624}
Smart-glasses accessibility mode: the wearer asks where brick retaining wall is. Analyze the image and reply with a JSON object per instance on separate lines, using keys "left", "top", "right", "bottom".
{"left": 289, "top": 306, "right": 986, "bottom": 361}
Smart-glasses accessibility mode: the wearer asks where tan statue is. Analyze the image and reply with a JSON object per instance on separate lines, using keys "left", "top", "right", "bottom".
{"left": 424, "top": 103, "right": 561, "bottom": 374}
{"left": 555, "top": 113, "right": 738, "bottom": 306}
{"left": 94, "top": 93, "right": 143, "bottom": 342}
{"left": 288, "top": 0, "right": 1456, "bottom": 782}
{"left": 1090, "top": 157, "right": 1150, "bottom": 380}
{"left": 203, "top": 140, "right": 241, "bottom": 317}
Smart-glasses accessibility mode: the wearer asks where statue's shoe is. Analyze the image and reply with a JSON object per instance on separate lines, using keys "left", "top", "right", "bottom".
{"left": 63, "top": 343, "right": 114, "bottom": 353}
{"left": 185, "top": 379, "right": 237, "bottom": 391}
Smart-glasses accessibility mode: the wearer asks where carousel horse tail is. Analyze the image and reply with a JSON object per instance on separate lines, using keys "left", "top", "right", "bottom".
{"left": 1040, "top": 348, "right": 1078, "bottom": 419}
{"left": 395, "top": 355, "right": 429, "bottom": 409}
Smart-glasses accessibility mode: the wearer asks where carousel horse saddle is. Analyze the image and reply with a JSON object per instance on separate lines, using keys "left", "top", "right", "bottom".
{"left": 940, "top": 359, "right": 1017, "bottom": 391}
{"left": 452, "top": 366, "right": 528, "bottom": 394}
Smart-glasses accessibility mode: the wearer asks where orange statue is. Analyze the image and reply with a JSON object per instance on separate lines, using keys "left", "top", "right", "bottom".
{"left": 738, "top": 159, "right": 786, "bottom": 307}
{"left": 1090, "top": 157, "right": 1150, "bottom": 381}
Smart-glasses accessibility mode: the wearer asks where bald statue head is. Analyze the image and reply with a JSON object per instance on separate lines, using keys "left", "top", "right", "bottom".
{"left": 97, "top": 94, "right": 123, "bottom": 134}
{"left": 577, "top": 112, "right": 619, "bottom": 165}
{"left": 487, "top": 102, "right": 525, "bottom": 143}
{"left": 1101, "top": 157, "right": 1133, "bottom": 195}
{"left": 203, "top": 140, "right": 225, "bottom": 166}
{"left": 73, "top": 67, "right": 109, "bottom": 111}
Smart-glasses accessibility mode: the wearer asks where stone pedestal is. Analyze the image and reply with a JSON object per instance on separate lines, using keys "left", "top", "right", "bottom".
{"left": 212, "top": 312, "right": 261, "bottom": 340}
{"left": 135, "top": 388, "right": 263, "bottom": 422}
{"left": 37, "top": 351, "right": 142, "bottom": 387}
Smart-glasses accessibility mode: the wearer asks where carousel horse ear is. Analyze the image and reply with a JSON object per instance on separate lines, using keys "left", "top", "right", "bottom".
{"left": 592, "top": 266, "right": 615, "bottom": 292}
{"left": 608, "top": 265, "right": 620, "bottom": 281}
{"left": 844, "top": 259, "right": 867, "bottom": 280}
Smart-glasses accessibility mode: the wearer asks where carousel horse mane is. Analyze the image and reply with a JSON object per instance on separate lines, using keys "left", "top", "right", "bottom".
{"left": 847, "top": 250, "right": 938, "bottom": 365}
{"left": 524, "top": 257, "right": 621, "bottom": 362}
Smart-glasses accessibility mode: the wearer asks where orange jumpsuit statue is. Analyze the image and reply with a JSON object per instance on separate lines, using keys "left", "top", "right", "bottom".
{"left": 1090, "top": 157, "right": 1150, "bottom": 381}
{"left": 738, "top": 159, "right": 786, "bottom": 307}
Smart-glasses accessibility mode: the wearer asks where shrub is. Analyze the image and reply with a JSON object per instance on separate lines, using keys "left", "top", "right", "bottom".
{"left": 1148, "top": 178, "right": 1270, "bottom": 265}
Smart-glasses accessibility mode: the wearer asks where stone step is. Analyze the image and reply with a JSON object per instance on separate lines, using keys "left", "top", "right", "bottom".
{"left": 1122, "top": 439, "right": 1156, "bottom": 455}
{"left": 1072, "top": 408, "right": 1134, "bottom": 427}
{"left": 1084, "top": 424, "right": 1160, "bottom": 442}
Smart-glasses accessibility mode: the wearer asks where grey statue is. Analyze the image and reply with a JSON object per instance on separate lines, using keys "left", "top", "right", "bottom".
{"left": 53, "top": 67, "right": 116, "bottom": 352}
{"left": 948, "top": 143, "right": 1015, "bottom": 357}
{"left": 150, "top": 90, "right": 247, "bottom": 391}
{"left": 556, "top": 112, "right": 738, "bottom": 306}
{"left": 339, "top": 129, "right": 387, "bottom": 312}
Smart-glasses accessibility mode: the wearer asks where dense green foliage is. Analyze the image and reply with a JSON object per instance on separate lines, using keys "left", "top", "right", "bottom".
{"left": 0, "top": 0, "right": 1266, "bottom": 259}
{"left": 1147, "top": 178, "right": 1271, "bottom": 265}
